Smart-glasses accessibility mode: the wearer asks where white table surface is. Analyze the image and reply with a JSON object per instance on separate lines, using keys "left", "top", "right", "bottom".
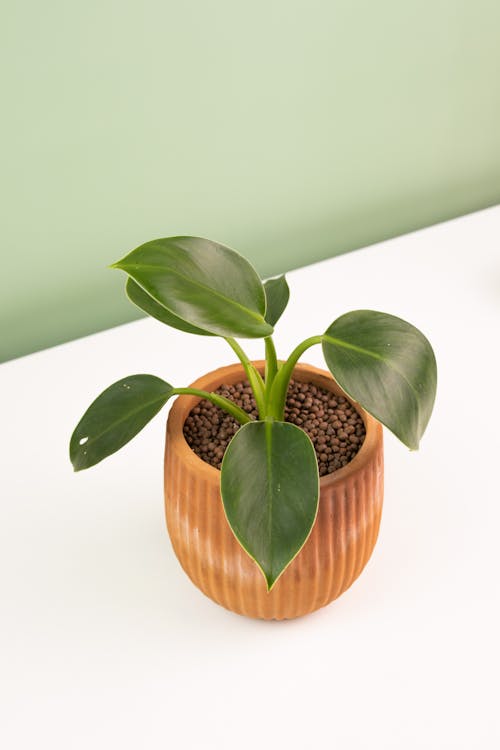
{"left": 1, "top": 207, "right": 500, "bottom": 749}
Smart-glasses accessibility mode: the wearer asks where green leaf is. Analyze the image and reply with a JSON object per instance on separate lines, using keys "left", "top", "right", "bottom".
{"left": 70, "top": 375, "right": 174, "bottom": 471}
{"left": 322, "top": 310, "right": 437, "bottom": 450}
{"left": 126, "top": 278, "right": 213, "bottom": 336}
{"left": 112, "top": 236, "right": 273, "bottom": 339}
{"left": 220, "top": 420, "right": 319, "bottom": 590}
{"left": 263, "top": 275, "right": 290, "bottom": 326}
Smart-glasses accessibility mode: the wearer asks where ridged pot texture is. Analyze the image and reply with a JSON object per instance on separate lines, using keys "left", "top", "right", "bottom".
{"left": 164, "top": 362, "right": 384, "bottom": 620}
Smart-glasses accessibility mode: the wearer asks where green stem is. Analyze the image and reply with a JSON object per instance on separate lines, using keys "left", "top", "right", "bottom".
{"left": 267, "top": 335, "right": 323, "bottom": 419}
{"left": 224, "top": 337, "right": 266, "bottom": 417}
{"left": 172, "top": 388, "right": 252, "bottom": 425}
{"left": 264, "top": 336, "right": 278, "bottom": 401}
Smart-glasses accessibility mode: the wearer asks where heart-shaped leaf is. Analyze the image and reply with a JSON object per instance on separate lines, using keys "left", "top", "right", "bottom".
{"left": 126, "top": 278, "right": 213, "bottom": 336}
{"left": 220, "top": 420, "right": 319, "bottom": 590}
{"left": 70, "top": 375, "right": 173, "bottom": 471}
{"left": 322, "top": 310, "right": 437, "bottom": 449}
{"left": 263, "top": 275, "right": 290, "bottom": 327}
{"left": 112, "top": 236, "right": 273, "bottom": 339}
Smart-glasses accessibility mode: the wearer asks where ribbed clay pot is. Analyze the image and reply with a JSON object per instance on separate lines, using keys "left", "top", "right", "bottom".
{"left": 164, "top": 361, "right": 384, "bottom": 620}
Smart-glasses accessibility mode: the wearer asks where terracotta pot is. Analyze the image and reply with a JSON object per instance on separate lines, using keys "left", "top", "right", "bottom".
{"left": 164, "top": 361, "right": 384, "bottom": 620}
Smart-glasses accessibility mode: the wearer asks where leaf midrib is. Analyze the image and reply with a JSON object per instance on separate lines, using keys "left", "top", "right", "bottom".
{"left": 265, "top": 420, "right": 274, "bottom": 578}
{"left": 323, "top": 333, "right": 423, "bottom": 405}
{"left": 119, "top": 262, "right": 267, "bottom": 327}
{"left": 74, "top": 391, "right": 170, "bottom": 452}
{"left": 126, "top": 278, "right": 210, "bottom": 335}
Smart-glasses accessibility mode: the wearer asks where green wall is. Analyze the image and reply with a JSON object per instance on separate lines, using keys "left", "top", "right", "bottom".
{"left": 2, "top": 1, "right": 500, "bottom": 362}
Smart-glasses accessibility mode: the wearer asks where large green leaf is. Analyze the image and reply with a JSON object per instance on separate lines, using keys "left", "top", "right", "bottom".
{"left": 70, "top": 375, "right": 173, "bottom": 471}
{"left": 112, "top": 236, "right": 273, "bottom": 339}
{"left": 263, "top": 275, "right": 290, "bottom": 327}
{"left": 126, "top": 278, "right": 213, "bottom": 336}
{"left": 322, "top": 310, "right": 437, "bottom": 450}
{"left": 220, "top": 420, "right": 319, "bottom": 590}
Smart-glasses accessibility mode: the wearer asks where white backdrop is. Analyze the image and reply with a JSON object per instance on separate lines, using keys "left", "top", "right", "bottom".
{"left": 1, "top": 207, "right": 499, "bottom": 748}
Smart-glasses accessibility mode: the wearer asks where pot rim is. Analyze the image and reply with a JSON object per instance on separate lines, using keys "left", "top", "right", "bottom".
{"left": 166, "top": 360, "right": 382, "bottom": 488}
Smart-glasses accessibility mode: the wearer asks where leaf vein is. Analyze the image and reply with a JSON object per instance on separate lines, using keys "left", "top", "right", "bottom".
{"left": 76, "top": 391, "right": 170, "bottom": 450}
{"left": 323, "top": 334, "right": 422, "bottom": 404}
{"left": 119, "top": 262, "right": 266, "bottom": 326}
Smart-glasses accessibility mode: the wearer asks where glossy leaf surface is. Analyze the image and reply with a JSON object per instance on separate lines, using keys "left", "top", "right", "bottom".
{"left": 263, "top": 275, "right": 290, "bottom": 327}
{"left": 112, "top": 236, "right": 273, "bottom": 339}
{"left": 220, "top": 420, "right": 319, "bottom": 590}
{"left": 70, "top": 375, "right": 173, "bottom": 471}
{"left": 322, "top": 310, "right": 437, "bottom": 449}
{"left": 126, "top": 278, "right": 213, "bottom": 336}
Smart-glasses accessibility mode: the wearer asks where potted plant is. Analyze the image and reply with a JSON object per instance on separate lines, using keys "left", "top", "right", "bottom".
{"left": 70, "top": 236, "right": 437, "bottom": 619}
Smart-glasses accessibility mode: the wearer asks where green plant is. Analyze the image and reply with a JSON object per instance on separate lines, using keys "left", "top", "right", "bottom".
{"left": 70, "top": 236, "right": 437, "bottom": 589}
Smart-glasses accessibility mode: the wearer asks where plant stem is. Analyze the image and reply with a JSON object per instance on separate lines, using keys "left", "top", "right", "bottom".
{"left": 224, "top": 337, "right": 266, "bottom": 417}
{"left": 267, "top": 335, "right": 323, "bottom": 419}
{"left": 264, "top": 336, "right": 278, "bottom": 401}
{"left": 172, "top": 388, "right": 252, "bottom": 425}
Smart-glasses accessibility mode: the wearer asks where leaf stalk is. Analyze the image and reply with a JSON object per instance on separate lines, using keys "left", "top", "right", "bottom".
{"left": 267, "top": 335, "right": 323, "bottom": 419}
{"left": 224, "top": 337, "right": 266, "bottom": 417}
{"left": 172, "top": 388, "right": 252, "bottom": 425}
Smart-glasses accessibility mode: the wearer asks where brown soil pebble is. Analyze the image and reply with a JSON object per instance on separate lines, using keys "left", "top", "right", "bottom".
{"left": 183, "top": 378, "right": 366, "bottom": 477}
